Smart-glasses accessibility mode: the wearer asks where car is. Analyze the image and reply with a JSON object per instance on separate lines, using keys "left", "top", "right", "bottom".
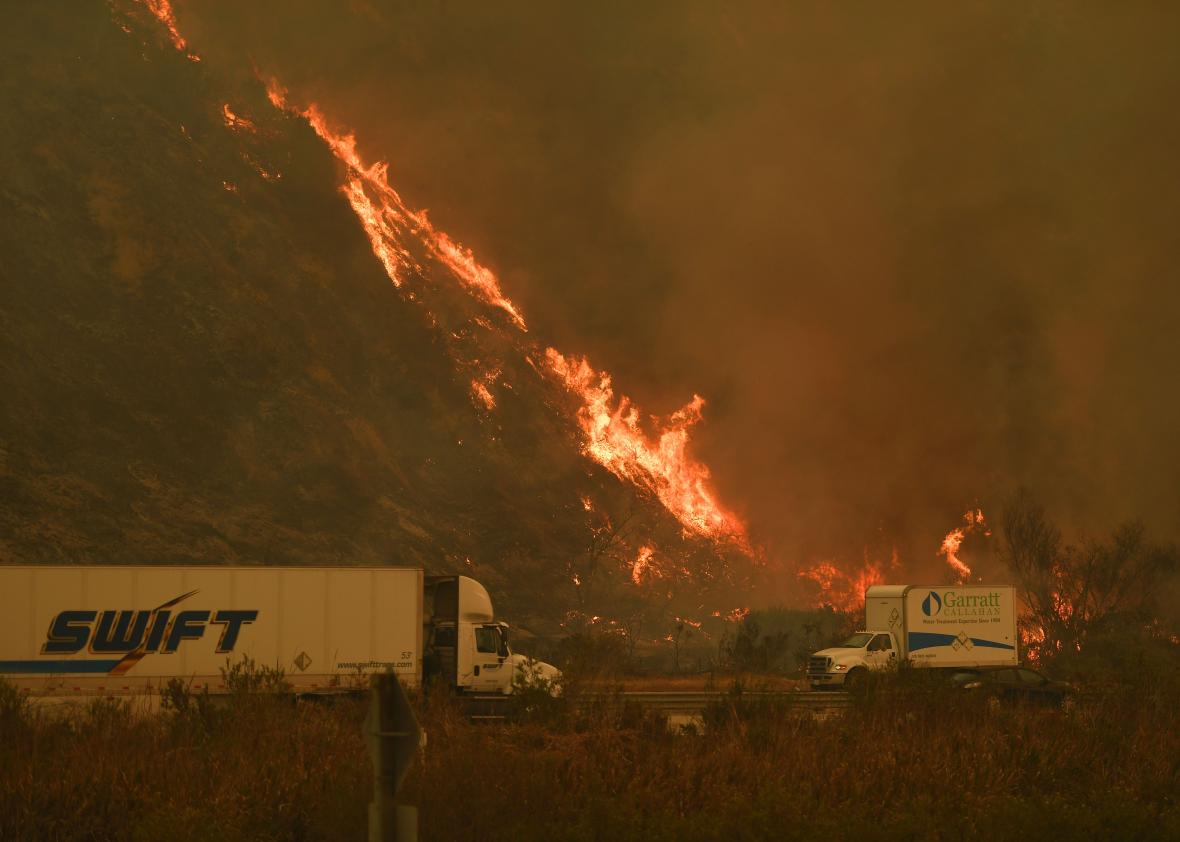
{"left": 948, "top": 666, "right": 1075, "bottom": 708}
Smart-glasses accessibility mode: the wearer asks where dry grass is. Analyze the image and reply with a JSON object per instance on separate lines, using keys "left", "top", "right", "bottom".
{"left": 1, "top": 678, "right": 1178, "bottom": 841}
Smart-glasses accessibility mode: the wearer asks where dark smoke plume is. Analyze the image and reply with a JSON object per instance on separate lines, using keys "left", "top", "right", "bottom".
{"left": 182, "top": 1, "right": 1180, "bottom": 590}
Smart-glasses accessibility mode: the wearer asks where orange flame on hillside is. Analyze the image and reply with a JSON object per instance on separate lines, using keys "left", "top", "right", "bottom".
{"left": 221, "top": 103, "right": 255, "bottom": 132}
{"left": 469, "top": 366, "right": 500, "bottom": 411}
{"left": 265, "top": 82, "right": 526, "bottom": 329}
{"left": 798, "top": 560, "right": 885, "bottom": 613}
{"left": 142, "top": 0, "right": 198, "bottom": 60}
{"left": 939, "top": 508, "right": 989, "bottom": 582}
{"left": 545, "top": 350, "right": 750, "bottom": 551}
{"left": 631, "top": 545, "right": 654, "bottom": 585}
{"left": 470, "top": 380, "right": 495, "bottom": 411}
{"left": 798, "top": 548, "right": 898, "bottom": 613}
{"left": 135, "top": 0, "right": 751, "bottom": 556}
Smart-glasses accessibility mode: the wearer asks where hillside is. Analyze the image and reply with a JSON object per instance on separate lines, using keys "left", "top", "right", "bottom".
{"left": 0, "top": 2, "right": 754, "bottom": 636}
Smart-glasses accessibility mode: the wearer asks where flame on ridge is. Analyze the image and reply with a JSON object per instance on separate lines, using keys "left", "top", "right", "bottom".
{"left": 264, "top": 83, "right": 526, "bottom": 329}
{"left": 135, "top": 0, "right": 751, "bottom": 555}
{"left": 142, "top": 0, "right": 198, "bottom": 61}
{"left": 546, "top": 350, "right": 750, "bottom": 551}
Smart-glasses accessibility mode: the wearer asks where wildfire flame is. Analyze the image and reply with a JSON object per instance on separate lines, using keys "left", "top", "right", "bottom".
{"left": 546, "top": 350, "right": 750, "bottom": 551}
{"left": 142, "top": 0, "right": 199, "bottom": 60}
{"left": 798, "top": 560, "right": 884, "bottom": 613}
{"left": 469, "top": 365, "right": 500, "bottom": 411}
{"left": 221, "top": 103, "right": 255, "bottom": 132}
{"left": 470, "top": 379, "right": 495, "bottom": 411}
{"left": 939, "top": 508, "right": 988, "bottom": 582}
{"left": 264, "top": 82, "right": 526, "bottom": 329}
{"left": 135, "top": 0, "right": 752, "bottom": 557}
{"left": 631, "top": 545, "right": 654, "bottom": 585}
{"left": 798, "top": 548, "right": 897, "bottom": 613}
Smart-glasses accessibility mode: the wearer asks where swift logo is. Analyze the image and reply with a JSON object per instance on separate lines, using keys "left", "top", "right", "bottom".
{"left": 921, "top": 591, "right": 943, "bottom": 616}
{"left": 0, "top": 591, "right": 259, "bottom": 676}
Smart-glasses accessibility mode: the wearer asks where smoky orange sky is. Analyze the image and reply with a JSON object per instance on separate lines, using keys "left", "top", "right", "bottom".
{"left": 181, "top": 1, "right": 1180, "bottom": 574}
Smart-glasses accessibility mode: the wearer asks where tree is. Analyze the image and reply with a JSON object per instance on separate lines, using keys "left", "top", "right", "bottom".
{"left": 1001, "top": 489, "right": 1179, "bottom": 664}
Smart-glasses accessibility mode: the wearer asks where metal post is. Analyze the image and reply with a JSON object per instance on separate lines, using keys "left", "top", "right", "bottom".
{"left": 365, "top": 670, "right": 421, "bottom": 842}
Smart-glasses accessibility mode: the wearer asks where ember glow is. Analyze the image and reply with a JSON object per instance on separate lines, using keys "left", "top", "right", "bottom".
{"left": 470, "top": 379, "right": 495, "bottom": 411}
{"left": 136, "top": 0, "right": 752, "bottom": 558}
{"left": 939, "top": 508, "right": 988, "bottom": 582}
{"left": 469, "top": 366, "right": 500, "bottom": 411}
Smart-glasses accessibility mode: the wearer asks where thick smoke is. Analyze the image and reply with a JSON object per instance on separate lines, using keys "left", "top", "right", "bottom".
{"left": 180, "top": 1, "right": 1180, "bottom": 589}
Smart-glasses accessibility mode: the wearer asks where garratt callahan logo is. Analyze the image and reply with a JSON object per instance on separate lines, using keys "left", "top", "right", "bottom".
{"left": 919, "top": 589, "right": 1003, "bottom": 620}
{"left": 0, "top": 590, "right": 258, "bottom": 676}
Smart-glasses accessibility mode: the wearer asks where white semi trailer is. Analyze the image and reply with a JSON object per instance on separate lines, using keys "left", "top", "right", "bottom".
{"left": 0, "top": 565, "right": 558, "bottom": 698}
{"left": 808, "top": 584, "right": 1018, "bottom": 690}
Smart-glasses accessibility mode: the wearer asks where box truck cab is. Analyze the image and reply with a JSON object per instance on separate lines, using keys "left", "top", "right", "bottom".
{"left": 808, "top": 584, "right": 1018, "bottom": 690}
{"left": 0, "top": 566, "right": 559, "bottom": 699}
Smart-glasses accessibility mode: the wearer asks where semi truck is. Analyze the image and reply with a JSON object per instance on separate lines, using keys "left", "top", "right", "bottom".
{"left": 0, "top": 565, "right": 559, "bottom": 698}
{"left": 808, "top": 584, "right": 1018, "bottom": 690}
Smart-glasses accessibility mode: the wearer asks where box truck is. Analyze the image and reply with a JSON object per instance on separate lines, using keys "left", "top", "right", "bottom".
{"left": 807, "top": 584, "right": 1018, "bottom": 690}
{"left": 0, "top": 565, "right": 559, "bottom": 698}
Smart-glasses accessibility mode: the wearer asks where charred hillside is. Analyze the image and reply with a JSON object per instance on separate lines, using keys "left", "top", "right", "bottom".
{"left": 0, "top": 2, "right": 752, "bottom": 633}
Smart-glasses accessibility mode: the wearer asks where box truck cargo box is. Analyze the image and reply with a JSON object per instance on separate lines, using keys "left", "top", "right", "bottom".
{"left": 807, "top": 584, "right": 1018, "bottom": 690}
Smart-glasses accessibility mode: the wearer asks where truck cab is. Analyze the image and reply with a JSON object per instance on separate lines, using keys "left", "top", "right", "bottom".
{"left": 425, "top": 575, "right": 559, "bottom": 695}
{"left": 807, "top": 630, "right": 898, "bottom": 689}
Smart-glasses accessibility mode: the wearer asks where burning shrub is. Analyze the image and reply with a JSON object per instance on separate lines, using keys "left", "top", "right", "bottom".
{"left": 1001, "top": 489, "right": 1179, "bottom": 672}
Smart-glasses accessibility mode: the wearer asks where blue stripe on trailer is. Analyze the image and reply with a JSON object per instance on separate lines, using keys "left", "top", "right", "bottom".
{"left": 0, "top": 660, "right": 121, "bottom": 674}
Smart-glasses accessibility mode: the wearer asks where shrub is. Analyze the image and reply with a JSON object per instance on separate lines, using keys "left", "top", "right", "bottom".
{"left": 0, "top": 676, "right": 27, "bottom": 734}
{"left": 221, "top": 654, "right": 293, "bottom": 695}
